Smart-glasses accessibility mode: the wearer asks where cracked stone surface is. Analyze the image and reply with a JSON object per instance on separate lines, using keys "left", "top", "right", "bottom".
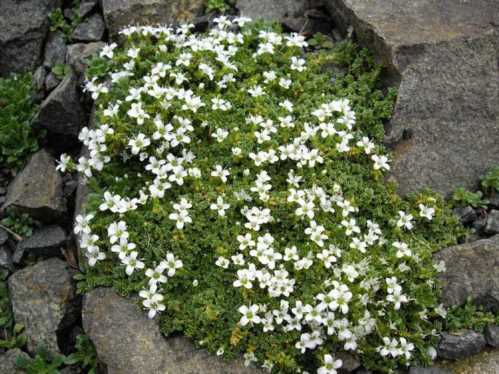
{"left": 325, "top": 0, "right": 499, "bottom": 196}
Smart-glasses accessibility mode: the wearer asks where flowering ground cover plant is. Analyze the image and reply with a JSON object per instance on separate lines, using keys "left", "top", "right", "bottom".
{"left": 60, "top": 17, "right": 463, "bottom": 373}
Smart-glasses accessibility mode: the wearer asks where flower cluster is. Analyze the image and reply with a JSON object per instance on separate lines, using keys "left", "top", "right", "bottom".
{"left": 62, "top": 17, "right": 462, "bottom": 373}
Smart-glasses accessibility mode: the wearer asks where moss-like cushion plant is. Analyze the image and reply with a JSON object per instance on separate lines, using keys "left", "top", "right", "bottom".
{"left": 58, "top": 17, "right": 463, "bottom": 373}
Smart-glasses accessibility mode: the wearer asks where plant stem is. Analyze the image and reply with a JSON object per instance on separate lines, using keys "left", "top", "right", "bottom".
{"left": 0, "top": 223, "right": 22, "bottom": 241}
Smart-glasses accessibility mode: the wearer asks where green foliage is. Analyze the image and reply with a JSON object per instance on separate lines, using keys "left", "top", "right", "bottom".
{"left": 307, "top": 33, "right": 335, "bottom": 50}
{"left": 65, "top": 335, "right": 99, "bottom": 374}
{"left": 444, "top": 300, "right": 499, "bottom": 333}
{"left": 0, "top": 271, "right": 27, "bottom": 349}
{"left": 51, "top": 64, "right": 71, "bottom": 80}
{"left": 77, "top": 22, "right": 465, "bottom": 373}
{"left": 1, "top": 208, "right": 37, "bottom": 239}
{"left": 481, "top": 166, "right": 499, "bottom": 193}
{"left": 0, "top": 73, "right": 39, "bottom": 170}
{"left": 16, "top": 346, "right": 70, "bottom": 374}
{"left": 450, "top": 187, "right": 489, "bottom": 209}
{"left": 49, "top": 1, "right": 82, "bottom": 41}
{"left": 205, "top": 0, "right": 232, "bottom": 14}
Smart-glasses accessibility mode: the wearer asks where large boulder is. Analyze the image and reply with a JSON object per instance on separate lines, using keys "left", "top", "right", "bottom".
{"left": 433, "top": 235, "right": 499, "bottom": 312}
{"left": 325, "top": 0, "right": 499, "bottom": 196}
{"left": 0, "top": 0, "right": 61, "bottom": 76}
{"left": 36, "top": 72, "right": 86, "bottom": 140}
{"left": 83, "top": 288, "right": 261, "bottom": 374}
{"left": 8, "top": 258, "right": 79, "bottom": 353}
{"left": 102, "top": 0, "right": 205, "bottom": 39}
{"left": 2, "top": 149, "right": 66, "bottom": 222}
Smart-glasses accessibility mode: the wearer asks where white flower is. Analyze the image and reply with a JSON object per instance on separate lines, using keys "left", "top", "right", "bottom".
{"left": 419, "top": 204, "right": 435, "bottom": 220}
{"left": 393, "top": 241, "right": 412, "bottom": 258}
{"left": 74, "top": 214, "right": 94, "bottom": 235}
{"left": 238, "top": 304, "right": 261, "bottom": 326}
{"left": 318, "top": 354, "right": 342, "bottom": 374}
{"left": 396, "top": 211, "right": 414, "bottom": 230}
{"left": 161, "top": 252, "right": 183, "bottom": 276}
{"left": 210, "top": 196, "right": 230, "bottom": 216}
{"left": 56, "top": 154, "right": 72, "bottom": 172}
{"left": 371, "top": 154, "right": 390, "bottom": 171}
{"left": 107, "top": 221, "right": 128, "bottom": 244}
{"left": 304, "top": 220, "right": 328, "bottom": 247}
{"left": 100, "top": 42, "right": 117, "bottom": 58}
{"left": 290, "top": 56, "right": 306, "bottom": 72}
{"left": 211, "top": 164, "right": 230, "bottom": 183}
{"left": 279, "top": 77, "right": 292, "bottom": 89}
{"left": 212, "top": 128, "right": 229, "bottom": 142}
{"left": 215, "top": 256, "right": 230, "bottom": 268}
{"left": 141, "top": 291, "right": 165, "bottom": 318}
{"left": 122, "top": 251, "right": 145, "bottom": 275}
{"left": 145, "top": 263, "right": 167, "bottom": 286}
{"left": 211, "top": 97, "right": 232, "bottom": 111}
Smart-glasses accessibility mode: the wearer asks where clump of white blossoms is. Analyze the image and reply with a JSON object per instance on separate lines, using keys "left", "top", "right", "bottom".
{"left": 60, "top": 16, "right": 463, "bottom": 373}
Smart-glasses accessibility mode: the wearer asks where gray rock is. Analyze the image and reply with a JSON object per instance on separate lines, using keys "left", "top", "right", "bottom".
{"left": 489, "top": 192, "right": 499, "bottom": 209}
{"left": 79, "top": 0, "right": 97, "bottom": 18}
{"left": 43, "top": 32, "right": 67, "bottom": 68}
{"left": 0, "top": 246, "right": 14, "bottom": 272}
{"left": 8, "top": 258, "right": 78, "bottom": 353}
{"left": 433, "top": 235, "right": 499, "bottom": 312}
{"left": 44, "top": 72, "right": 61, "bottom": 92}
{"left": 442, "top": 348, "right": 499, "bottom": 374}
{"left": 0, "top": 0, "right": 61, "bottom": 76}
{"left": 101, "top": 0, "right": 204, "bottom": 39}
{"left": 409, "top": 368, "right": 452, "bottom": 374}
{"left": 71, "top": 14, "right": 106, "bottom": 42}
{"left": 485, "top": 210, "right": 499, "bottom": 235}
{"left": 336, "top": 351, "right": 360, "bottom": 372}
{"left": 33, "top": 66, "right": 48, "bottom": 93}
{"left": 2, "top": 150, "right": 66, "bottom": 222}
{"left": 485, "top": 325, "right": 499, "bottom": 348}
{"left": 438, "top": 330, "right": 486, "bottom": 360}
{"left": 0, "top": 228, "right": 8, "bottom": 245}
{"left": 236, "top": 0, "right": 308, "bottom": 22}
{"left": 326, "top": 0, "right": 499, "bottom": 196}
{"left": 453, "top": 206, "right": 477, "bottom": 226}
{"left": 36, "top": 72, "right": 85, "bottom": 139}
{"left": 66, "top": 42, "right": 105, "bottom": 75}
{"left": 83, "top": 288, "right": 262, "bottom": 374}
{"left": 15, "top": 225, "right": 66, "bottom": 262}
{"left": 0, "top": 348, "right": 30, "bottom": 373}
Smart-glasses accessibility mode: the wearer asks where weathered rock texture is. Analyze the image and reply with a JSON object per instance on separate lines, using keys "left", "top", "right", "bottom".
{"left": 0, "top": 0, "right": 61, "bottom": 76}
{"left": 236, "top": 0, "right": 309, "bottom": 22}
{"left": 83, "top": 288, "right": 261, "bottom": 374}
{"left": 15, "top": 225, "right": 67, "bottom": 262}
{"left": 0, "top": 349, "right": 30, "bottom": 373}
{"left": 438, "top": 330, "right": 486, "bottom": 360}
{"left": 71, "top": 14, "right": 106, "bottom": 42}
{"left": 433, "top": 235, "right": 499, "bottom": 312}
{"left": 102, "top": 0, "right": 204, "bottom": 38}
{"left": 36, "top": 72, "right": 86, "bottom": 140}
{"left": 3, "top": 149, "right": 66, "bottom": 222}
{"left": 440, "top": 348, "right": 499, "bottom": 374}
{"left": 66, "top": 42, "right": 106, "bottom": 75}
{"left": 8, "top": 258, "right": 78, "bottom": 353}
{"left": 325, "top": 0, "right": 499, "bottom": 196}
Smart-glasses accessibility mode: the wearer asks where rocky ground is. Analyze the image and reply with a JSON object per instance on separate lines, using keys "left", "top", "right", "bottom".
{"left": 0, "top": 0, "right": 498, "bottom": 373}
